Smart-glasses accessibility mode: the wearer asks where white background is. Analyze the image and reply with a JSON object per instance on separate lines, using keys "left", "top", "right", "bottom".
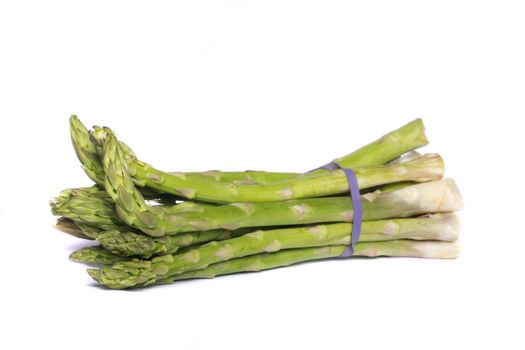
{"left": 0, "top": 1, "right": 524, "bottom": 349}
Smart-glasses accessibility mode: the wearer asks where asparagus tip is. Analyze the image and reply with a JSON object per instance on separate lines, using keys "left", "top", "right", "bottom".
{"left": 92, "top": 259, "right": 160, "bottom": 289}
{"left": 87, "top": 268, "right": 102, "bottom": 282}
{"left": 69, "top": 250, "right": 83, "bottom": 263}
{"left": 97, "top": 230, "right": 157, "bottom": 257}
{"left": 49, "top": 188, "right": 74, "bottom": 215}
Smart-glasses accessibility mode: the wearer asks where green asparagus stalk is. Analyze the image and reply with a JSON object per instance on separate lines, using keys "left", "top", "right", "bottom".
{"left": 70, "top": 246, "right": 129, "bottom": 265}
{"left": 97, "top": 213, "right": 459, "bottom": 258}
{"left": 100, "top": 130, "right": 435, "bottom": 204}
{"left": 48, "top": 178, "right": 421, "bottom": 238}
{"left": 71, "top": 236, "right": 459, "bottom": 269}
{"left": 96, "top": 227, "right": 253, "bottom": 258}
{"left": 121, "top": 133, "right": 425, "bottom": 189}
{"left": 50, "top": 179, "right": 417, "bottom": 238}
{"left": 72, "top": 116, "right": 428, "bottom": 202}
{"left": 50, "top": 186, "right": 127, "bottom": 230}
{"left": 89, "top": 238, "right": 459, "bottom": 289}
{"left": 70, "top": 116, "right": 106, "bottom": 186}
{"left": 129, "top": 118, "right": 428, "bottom": 188}
{"left": 157, "top": 241, "right": 459, "bottom": 284}
{"left": 88, "top": 207, "right": 462, "bottom": 289}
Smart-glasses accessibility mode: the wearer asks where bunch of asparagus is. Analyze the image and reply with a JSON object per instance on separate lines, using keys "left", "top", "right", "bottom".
{"left": 50, "top": 117, "right": 462, "bottom": 289}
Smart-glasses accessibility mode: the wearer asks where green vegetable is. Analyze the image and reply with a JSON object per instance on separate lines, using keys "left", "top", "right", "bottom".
{"left": 53, "top": 116, "right": 461, "bottom": 290}
{"left": 50, "top": 186, "right": 126, "bottom": 230}
{"left": 88, "top": 211, "right": 461, "bottom": 289}
{"left": 109, "top": 130, "right": 433, "bottom": 203}
{"left": 70, "top": 246, "right": 128, "bottom": 265}
{"left": 158, "top": 240, "right": 459, "bottom": 284}
{"left": 96, "top": 213, "right": 458, "bottom": 258}
{"left": 89, "top": 239, "right": 459, "bottom": 289}
{"left": 97, "top": 228, "right": 251, "bottom": 258}
{"left": 71, "top": 116, "right": 428, "bottom": 202}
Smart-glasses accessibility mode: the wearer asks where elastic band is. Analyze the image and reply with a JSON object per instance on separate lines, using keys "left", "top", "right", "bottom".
{"left": 313, "top": 162, "right": 363, "bottom": 257}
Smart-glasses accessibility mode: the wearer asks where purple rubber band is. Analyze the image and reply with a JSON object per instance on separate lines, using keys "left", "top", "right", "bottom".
{"left": 314, "top": 162, "right": 363, "bottom": 257}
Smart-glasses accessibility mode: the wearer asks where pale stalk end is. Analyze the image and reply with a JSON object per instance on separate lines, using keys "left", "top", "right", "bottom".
{"left": 413, "top": 241, "right": 460, "bottom": 259}
{"left": 393, "top": 179, "right": 464, "bottom": 213}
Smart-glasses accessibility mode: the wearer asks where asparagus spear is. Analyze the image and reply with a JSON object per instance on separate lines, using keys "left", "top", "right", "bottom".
{"left": 129, "top": 118, "right": 428, "bottom": 186}
{"left": 88, "top": 206, "right": 462, "bottom": 289}
{"left": 70, "top": 116, "right": 106, "bottom": 186}
{"left": 50, "top": 178, "right": 418, "bottom": 238}
{"left": 98, "top": 129, "right": 435, "bottom": 204}
{"left": 73, "top": 238, "right": 459, "bottom": 274}
{"left": 49, "top": 177, "right": 420, "bottom": 238}
{"left": 97, "top": 213, "right": 459, "bottom": 258}
{"left": 50, "top": 186, "right": 127, "bottom": 230}
{"left": 89, "top": 239, "right": 459, "bottom": 289}
{"left": 96, "top": 228, "right": 253, "bottom": 258}
{"left": 72, "top": 116, "right": 428, "bottom": 201}
{"left": 157, "top": 241, "right": 459, "bottom": 284}
{"left": 71, "top": 237, "right": 459, "bottom": 270}
{"left": 70, "top": 246, "right": 128, "bottom": 265}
